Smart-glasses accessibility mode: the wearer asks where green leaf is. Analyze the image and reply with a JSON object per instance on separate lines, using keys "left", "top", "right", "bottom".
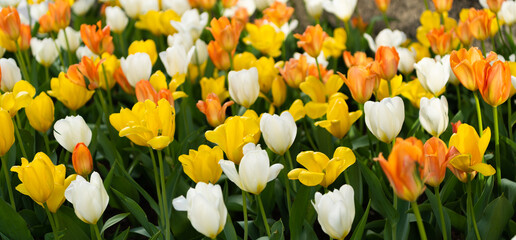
{"left": 477, "top": 196, "right": 514, "bottom": 240}
{"left": 269, "top": 220, "right": 284, "bottom": 240}
{"left": 501, "top": 178, "right": 516, "bottom": 205}
{"left": 358, "top": 160, "right": 397, "bottom": 221}
{"left": 223, "top": 212, "right": 238, "bottom": 240}
{"left": 55, "top": 206, "right": 90, "bottom": 240}
{"left": 0, "top": 199, "right": 33, "bottom": 240}
{"left": 100, "top": 213, "right": 130, "bottom": 235}
{"left": 425, "top": 189, "right": 451, "bottom": 240}
{"left": 289, "top": 185, "right": 311, "bottom": 240}
{"left": 148, "top": 230, "right": 162, "bottom": 240}
{"left": 112, "top": 188, "right": 158, "bottom": 237}
{"left": 444, "top": 208, "right": 466, "bottom": 231}
{"left": 351, "top": 199, "right": 371, "bottom": 240}
{"left": 113, "top": 228, "right": 131, "bottom": 240}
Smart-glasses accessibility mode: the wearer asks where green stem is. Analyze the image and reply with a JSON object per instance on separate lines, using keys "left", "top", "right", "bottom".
{"left": 382, "top": 12, "right": 391, "bottom": 29}
{"left": 392, "top": 190, "right": 397, "bottom": 240}
{"left": 118, "top": 32, "right": 126, "bottom": 56}
{"left": 44, "top": 203, "right": 59, "bottom": 240}
{"left": 12, "top": 118, "right": 27, "bottom": 158}
{"left": 242, "top": 191, "right": 248, "bottom": 240}
{"left": 256, "top": 194, "right": 271, "bottom": 236}
{"left": 92, "top": 223, "right": 102, "bottom": 240}
{"left": 50, "top": 33, "right": 65, "bottom": 70}
{"left": 435, "top": 186, "right": 447, "bottom": 240}
{"left": 14, "top": 47, "right": 30, "bottom": 83}
{"left": 508, "top": 99, "right": 513, "bottom": 139}
{"left": 101, "top": 63, "right": 113, "bottom": 113}
{"left": 2, "top": 156, "right": 15, "bottom": 209}
{"left": 473, "top": 92, "right": 484, "bottom": 137}
{"left": 43, "top": 133, "right": 51, "bottom": 154}
{"left": 285, "top": 150, "right": 296, "bottom": 192}
{"left": 423, "top": 0, "right": 429, "bottom": 9}
{"left": 455, "top": 85, "right": 462, "bottom": 111}
{"left": 344, "top": 20, "right": 350, "bottom": 37}
{"left": 281, "top": 155, "right": 292, "bottom": 213}
{"left": 387, "top": 80, "right": 393, "bottom": 97}
{"left": 148, "top": 148, "right": 165, "bottom": 235}
{"left": 157, "top": 150, "right": 170, "bottom": 240}
{"left": 493, "top": 106, "right": 501, "bottom": 191}
{"left": 63, "top": 30, "right": 74, "bottom": 66}
{"left": 44, "top": 66, "right": 50, "bottom": 88}
{"left": 411, "top": 201, "right": 428, "bottom": 240}
{"left": 314, "top": 57, "right": 323, "bottom": 82}
{"left": 480, "top": 40, "right": 486, "bottom": 54}
{"left": 440, "top": 13, "right": 445, "bottom": 26}
{"left": 467, "top": 180, "right": 481, "bottom": 240}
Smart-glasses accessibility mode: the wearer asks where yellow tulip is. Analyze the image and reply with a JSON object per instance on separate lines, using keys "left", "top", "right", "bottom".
{"left": 400, "top": 79, "right": 440, "bottom": 108}
{"left": 135, "top": 10, "right": 180, "bottom": 36}
{"left": 374, "top": 75, "right": 405, "bottom": 100}
{"left": 200, "top": 76, "right": 229, "bottom": 101}
{"left": 149, "top": 70, "right": 187, "bottom": 101}
{"left": 232, "top": 52, "right": 257, "bottom": 71}
{"left": 322, "top": 28, "right": 347, "bottom": 58}
{"left": 96, "top": 53, "right": 119, "bottom": 90}
{"left": 128, "top": 39, "right": 158, "bottom": 65}
{"left": 287, "top": 99, "right": 306, "bottom": 121}
{"left": 205, "top": 114, "right": 261, "bottom": 164}
{"left": 255, "top": 57, "right": 278, "bottom": 93}
{"left": 0, "top": 109, "right": 14, "bottom": 156}
{"left": 11, "top": 152, "right": 76, "bottom": 213}
{"left": 25, "top": 92, "right": 54, "bottom": 133}
{"left": 409, "top": 42, "right": 431, "bottom": 62}
{"left": 0, "top": 80, "right": 35, "bottom": 117}
{"left": 300, "top": 75, "right": 346, "bottom": 119}
{"left": 110, "top": 99, "right": 176, "bottom": 150}
{"left": 416, "top": 10, "right": 457, "bottom": 47}
{"left": 315, "top": 96, "right": 362, "bottom": 139}
{"left": 271, "top": 76, "right": 286, "bottom": 107}
{"left": 288, "top": 147, "right": 356, "bottom": 188}
{"left": 47, "top": 72, "right": 95, "bottom": 111}
{"left": 179, "top": 145, "right": 224, "bottom": 184}
{"left": 243, "top": 23, "right": 285, "bottom": 58}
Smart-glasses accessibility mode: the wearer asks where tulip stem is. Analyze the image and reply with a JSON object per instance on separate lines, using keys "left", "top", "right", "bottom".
{"left": 455, "top": 85, "right": 462, "bottom": 111}
{"left": 15, "top": 42, "right": 30, "bottom": 83}
{"left": 480, "top": 40, "right": 486, "bottom": 55}
{"left": 387, "top": 80, "right": 393, "bottom": 97}
{"left": 423, "top": 0, "right": 429, "bottom": 10}
{"left": 281, "top": 155, "right": 292, "bottom": 213}
{"left": 508, "top": 99, "right": 513, "bottom": 140}
{"left": 2, "top": 157, "right": 15, "bottom": 209}
{"left": 43, "top": 133, "right": 51, "bottom": 154}
{"left": 63, "top": 30, "right": 75, "bottom": 66}
{"left": 117, "top": 33, "right": 126, "bottom": 57}
{"left": 473, "top": 92, "right": 484, "bottom": 137}
{"left": 12, "top": 118, "right": 27, "bottom": 158}
{"left": 157, "top": 150, "right": 170, "bottom": 240}
{"left": 493, "top": 106, "right": 502, "bottom": 191}
{"left": 148, "top": 148, "right": 165, "bottom": 236}
{"left": 285, "top": 150, "right": 297, "bottom": 192}
{"left": 92, "top": 223, "right": 102, "bottom": 240}
{"left": 50, "top": 33, "right": 66, "bottom": 71}
{"left": 101, "top": 64, "right": 113, "bottom": 113}
{"left": 44, "top": 203, "right": 59, "bottom": 240}
{"left": 411, "top": 201, "right": 427, "bottom": 240}
{"left": 467, "top": 179, "right": 481, "bottom": 240}
{"left": 382, "top": 12, "right": 390, "bottom": 29}
{"left": 256, "top": 194, "right": 271, "bottom": 236}
{"left": 242, "top": 191, "right": 248, "bottom": 240}
{"left": 315, "top": 58, "right": 323, "bottom": 83}
{"left": 44, "top": 66, "right": 50, "bottom": 88}
{"left": 435, "top": 186, "right": 447, "bottom": 240}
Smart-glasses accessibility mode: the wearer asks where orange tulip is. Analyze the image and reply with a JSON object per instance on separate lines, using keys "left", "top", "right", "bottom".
{"left": 18, "top": 24, "right": 31, "bottom": 51}
{"left": 372, "top": 46, "right": 399, "bottom": 81}
{"left": 477, "top": 60, "right": 512, "bottom": 107}
{"left": 208, "top": 17, "right": 241, "bottom": 53}
{"left": 374, "top": 0, "right": 390, "bottom": 13}
{"left": 0, "top": 7, "right": 21, "bottom": 40}
{"left": 455, "top": 21, "right": 474, "bottom": 47}
{"left": 466, "top": 8, "right": 493, "bottom": 41}
{"left": 72, "top": 142, "right": 93, "bottom": 178}
{"left": 222, "top": 0, "right": 238, "bottom": 8}
{"left": 343, "top": 51, "right": 373, "bottom": 68}
{"left": 451, "top": 120, "right": 462, "bottom": 133}
{"left": 279, "top": 55, "right": 309, "bottom": 88}
{"left": 207, "top": 41, "right": 231, "bottom": 71}
{"left": 423, "top": 137, "right": 449, "bottom": 187}
{"left": 197, "top": 93, "right": 234, "bottom": 127}
{"left": 189, "top": 0, "right": 217, "bottom": 10}
{"left": 432, "top": 0, "right": 453, "bottom": 13}
{"left": 263, "top": 1, "right": 294, "bottom": 27}
{"left": 66, "top": 57, "right": 102, "bottom": 90}
{"left": 308, "top": 63, "right": 333, "bottom": 83}
{"left": 450, "top": 47, "right": 485, "bottom": 91}
{"left": 375, "top": 137, "right": 426, "bottom": 202}
{"left": 80, "top": 21, "right": 114, "bottom": 55}
{"left": 233, "top": 8, "right": 250, "bottom": 31}
{"left": 427, "top": 26, "right": 453, "bottom": 56}
{"left": 135, "top": 80, "right": 174, "bottom": 105}
{"left": 351, "top": 16, "right": 369, "bottom": 34}
{"left": 38, "top": 0, "right": 70, "bottom": 33}
{"left": 294, "top": 24, "right": 328, "bottom": 58}
{"left": 114, "top": 66, "right": 134, "bottom": 94}
{"left": 339, "top": 66, "right": 378, "bottom": 104}
{"left": 487, "top": 0, "right": 504, "bottom": 12}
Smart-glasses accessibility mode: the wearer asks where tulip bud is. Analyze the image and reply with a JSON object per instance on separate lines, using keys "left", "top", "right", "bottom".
{"left": 228, "top": 67, "right": 260, "bottom": 108}
{"left": 271, "top": 76, "right": 287, "bottom": 107}
{"left": 191, "top": 39, "right": 208, "bottom": 65}
{"left": 499, "top": 1, "right": 516, "bottom": 26}
{"left": 120, "top": 53, "right": 152, "bottom": 87}
{"left": 72, "top": 142, "right": 93, "bottom": 177}
{"left": 423, "top": 137, "right": 449, "bottom": 187}
{"left": 105, "top": 6, "right": 128, "bottom": 34}
{"left": 374, "top": 0, "right": 390, "bottom": 13}
{"left": 0, "top": 58, "right": 22, "bottom": 92}
{"left": 313, "top": 185, "right": 355, "bottom": 240}
{"left": 260, "top": 112, "right": 297, "bottom": 155}
{"left": 30, "top": 38, "right": 59, "bottom": 67}
{"left": 71, "top": 0, "right": 95, "bottom": 16}
{"left": 57, "top": 27, "right": 81, "bottom": 52}
{"left": 25, "top": 92, "right": 54, "bottom": 133}
{"left": 219, "top": 143, "right": 284, "bottom": 195}
{"left": 414, "top": 57, "right": 449, "bottom": 96}
{"left": 0, "top": 109, "right": 14, "bottom": 156}
{"left": 53, "top": 115, "right": 92, "bottom": 152}
{"left": 487, "top": 0, "right": 504, "bottom": 12}
{"left": 322, "top": 0, "right": 357, "bottom": 22}
{"left": 172, "top": 182, "right": 227, "bottom": 239}
{"left": 305, "top": 0, "right": 323, "bottom": 19}
{"left": 196, "top": 93, "right": 234, "bottom": 127}
{"left": 432, "top": 0, "right": 453, "bottom": 13}
{"left": 0, "top": 7, "right": 21, "bottom": 40}
{"left": 419, "top": 96, "right": 449, "bottom": 137}
{"left": 65, "top": 172, "right": 109, "bottom": 224}
{"left": 373, "top": 46, "right": 399, "bottom": 81}
{"left": 364, "top": 97, "right": 405, "bottom": 143}
{"left": 159, "top": 45, "right": 195, "bottom": 77}
{"left": 396, "top": 47, "right": 416, "bottom": 75}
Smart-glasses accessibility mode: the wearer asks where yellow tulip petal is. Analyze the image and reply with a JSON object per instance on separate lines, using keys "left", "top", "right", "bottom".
{"left": 148, "top": 136, "right": 172, "bottom": 150}
{"left": 298, "top": 171, "right": 325, "bottom": 186}
{"left": 470, "top": 163, "right": 496, "bottom": 176}
{"left": 449, "top": 154, "right": 472, "bottom": 172}
{"left": 305, "top": 102, "right": 327, "bottom": 119}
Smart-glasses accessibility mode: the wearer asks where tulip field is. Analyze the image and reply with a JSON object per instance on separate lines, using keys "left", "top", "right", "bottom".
{"left": 1, "top": 0, "right": 516, "bottom": 239}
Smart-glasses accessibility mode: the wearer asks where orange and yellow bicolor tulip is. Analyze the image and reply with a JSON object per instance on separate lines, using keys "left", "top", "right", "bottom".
{"left": 455, "top": 20, "right": 474, "bottom": 47}
{"left": 343, "top": 51, "right": 373, "bottom": 68}
{"left": 114, "top": 66, "right": 134, "bottom": 94}
{"left": 416, "top": 10, "right": 457, "bottom": 47}
{"left": 465, "top": 8, "right": 494, "bottom": 41}
{"left": 208, "top": 17, "right": 242, "bottom": 53}
{"left": 197, "top": 93, "right": 234, "bottom": 127}
{"left": 279, "top": 55, "right": 309, "bottom": 88}
{"left": 295, "top": 24, "right": 327, "bottom": 58}
{"left": 476, "top": 60, "right": 512, "bottom": 107}
{"left": 178, "top": 145, "right": 224, "bottom": 184}
{"left": 38, "top": 0, "right": 70, "bottom": 33}
{"left": 423, "top": 137, "right": 449, "bottom": 187}
{"left": 450, "top": 47, "right": 490, "bottom": 91}
{"left": 427, "top": 26, "right": 454, "bottom": 56}
{"left": 374, "top": 0, "right": 391, "bottom": 13}
{"left": 315, "top": 95, "right": 362, "bottom": 139}
{"left": 48, "top": 73, "right": 95, "bottom": 111}
{"left": 263, "top": 1, "right": 294, "bottom": 27}
{"left": 80, "top": 21, "right": 114, "bottom": 55}
{"left": 207, "top": 41, "right": 231, "bottom": 71}
{"left": 432, "top": 0, "right": 453, "bottom": 13}
{"left": 0, "top": 7, "right": 21, "bottom": 40}
{"left": 372, "top": 46, "right": 399, "bottom": 81}
{"left": 340, "top": 65, "right": 378, "bottom": 104}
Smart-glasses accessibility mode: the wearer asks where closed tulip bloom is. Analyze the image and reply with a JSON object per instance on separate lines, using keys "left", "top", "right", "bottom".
{"left": 372, "top": 46, "right": 399, "bottom": 81}
{"left": 228, "top": 67, "right": 260, "bottom": 108}
{"left": 315, "top": 96, "right": 362, "bottom": 139}
{"left": 38, "top": 0, "right": 70, "bottom": 33}
{"left": 179, "top": 145, "right": 224, "bottom": 184}
{"left": 120, "top": 53, "right": 152, "bottom": 87}
{"left": 0, "top": 58, "right": 21, "bottom": 91}
{"left": 71, "top": 0, "right": 95, "bottom": 16}
{"left": 25, "top": 92, "right": 54, "bottom": 133}
{"left": 279, "top": 55, "right": 309, "bottom": 88}
{"left": 54, "top": 115, "right": 92, "bottom": 152}
{"left": 0, "top": 109, "right": 14, "bottom": 156}
{"left": 271, "top": 76, "right": 287, "bottom": 107}
{"left": 30, "top": 38, "right": 59, "bottom": 67}
{"left": 65, "top": 171, "right": 109, "bottom": 224}
{"left": 0, "top": 7, "right": 21, "bottom": 40}
{"left": 450, "top": 47, "right": 485, "bottom": 91}
{"left": 57, "top": 27, "right": 80, "bottom": 52}
{"left": 477, "top": 60, "right": 512, "bottom": 107}
{"left": 47, "top": 73, "right": 95, "bottom": 111}
{"left": 397, "top": 47, "right": 417, "bottom": 74}
{"left": 322, "top": 0, "right": 357, "bottom": 22}
{"left": 288, "top": 147, "right": 356, "bottom": 187}
{"left": 455, "top": 21, "right": 474, "bottom": 47}
{"left": 313, "top": 185, "right": 355, "bottom": 240}
{"left": 499, "top": 1, "right": 516, "bottom": 26}
{"left": 364, "top": 28, "right": 407, "bottom": 52}
{"left": 294, "top": 24, "right": 327, "bottom": 58}
{"left": 364, "top": 97, "right": 405, "bottom": 143}
{"left": 219, "top": 143, "right": 283, "bottom": 195}
{"left": 426, "top": 26, "right": 453, "bottom": 56}
{"left": 260, "top": 112, "right": 296, "bottom": 155}
{"left": 340, "top": 66, "right": 378, "bottom": 104}
{"left": 173, "top": 182, "right": 227, "bottom": 239}
{"left": 487, "top": 0, "right": 504, "bottom": 12}
{"left": 414, "top": 57, "right": 449, "bottom": 96}
{"left": 374, "top": 0, "right": 390, "bottom": 12}
{"left": 305, "top": 0, "right": 323, "bottom": 19}
{"left": 72, "top": 143, "right": 93, "bottom": 177}
{"left": 423, "top": 137, "right": 449, "bottom": 187}
{"left": 105, "top": 6, "right": 128, "bottom": 34}
{"left": 207, "top": 41, "right": 231, "bottom": 71}
{"left": 196, "top": 93, "right": 234, "bottom": 127}
{"left": 467, "top": 8, "right": 493, "bottom": 41}
{"left": 208, "top": 16, "right": 241, "bottom": 53}
{"left": 192, "top": 39, "right": 208, "bottom": 65}
{"left": 432, "top": 0, "right": 453, "bottom": 13}
{"left": 160, "top": 45, "right": 195, "bottom": 77}
{"left": 419, "top": 96, "right": 449, "bottom": 137}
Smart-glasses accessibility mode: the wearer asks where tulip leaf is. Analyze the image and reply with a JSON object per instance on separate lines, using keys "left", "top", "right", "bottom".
{"left": 113, "top": 227, "right": 131, "bottom": 240}
{"left": 148, "top": 230, "right": 162, "bottom": 240}
{"left": 444, "top": 208, "right": 466, "bottom": 231}
{"left": 351, "top": 198, "right": 371, "bottom": 240}
{"left": 269, "top": 220, "right": 285, "bottom": 240}
{"left": 502, "top": 136, "right": 516, "bottom": 154}
{"left": 101, "top": 213, "right": 131, "bottom": 235}
{"left": 115, "top": 159, "right": 160, "bottom": 213}
{"left": 0, "top": 199, "right": 33, "bottom": 240}
{"left": 223, "top": 212, "right": 238, "bottom": 240}
{"left": 289, "top": 185, "right": 312, "bottom": 240}
{"left": 112, "top": 188, "right": 158, "bottom": 237}
{"left": 501, "top": 179, "right": 516, "bottom": 205}
{"left": 477, "top": 196, "right": 514, "bottom": 240}
{"left": 424, "top": 189, "right": 451, "bottom": 240}
{"left": 358, "top": 160, "right": 397, "bottom": 221}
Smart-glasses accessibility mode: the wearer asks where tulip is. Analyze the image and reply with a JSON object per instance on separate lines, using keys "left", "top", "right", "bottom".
{"left": 374, "top": 75, "right": 404, "bottom": 100}
{"left": 207, "top": 41, "right": 231, "bottom": 71}
{"left": 197, "top": 93, "right": 234, "bottom": 127}
{"left": 426, "top": 26, "right": 453, "bottom": 56}
{"left": 343, "top": 51, "right": 373, "bottom": 68}
{"left": 441, "top": 54, "right": 459, "bottom": 85}
{"left": 0, "top": 7, "right": 21, "bottom": 40}
{"left": 364, "top": 28, "right": 406, "bottom": 52}
{"left": 200, "top": 76, "right": 229, "bottom": 101}
{"left": 254, "top": 57, "right": 277, "bottom": 93}
{"left": 38, "top": 0, "right": 70, "bottom": 33}
{"left": 72, "top": 143, "right": 93, "bottom": 177}
{"left": 67, "top": 56, "right": 102, "bottom": 90}
{"left": 244, "top": 23, "right": 284, "bottom": 57}
{"left": 71, "top": 0, "right": 94, "bottom": 16}
{"left": 65, "top": 172, "right": 109, "bottom": 224}
{"left": 339, "top": 66, "right": 377, "bottom": 104}
{"left": 288, "top": 99, "right": 307, "bottom": 121}
{"left": 179, "top": 145, "right": 224, "bottom": 184}
{"left": 219, "top": 143, "right": 283, "bottom": 195}
{"left": 315, "top": 96, "right": 362, "bottom": 139}
{"left": 499, "top": 1, "right": 516, "bottom": 26}
{"left": 413, "top": 57, "right": 449, "bottom": 96}
{"left": 0, "top": 58, "right": 21, "bottom": 91}
{"left": 374, "top": 0, "right": 390, "bottom": 13}
{"left": 375, "top": 137, "right": 426, "bottom": 202}
{"left": 134, "top": 10, "right": 179, "bottom": 36}
{"left": 171, "top": 9, "right": 209, "bottom": 41}
{"left": 364, "top": 96, "right": 405, "bottom": 143}
{"left": 432, "top": 0, "right": 453, "bottom": 13}
{"left": 271, "top": 76, "right": 287, "bottom": 107}
{"left": 449, "top": 47, "right": 485, "bottom": 91}
{"left": 30, "top": 38, "right": 59, "bottom": 67}
{"left": 160, "top": 45, "right": 195, "bottom": 77}
{"left": 313, "top": 185, "right": 355, "bottom": 240}
{"left": 455, "top": 20, "right": 474, "bottom": 47}
{"left": 167, "top": 32, "right": 193, "bottom": 53}
{"left": 80, "top": 21, "right": 114, "bottom": 55}
{"left": 397, "top": 47, "right": 416, "bottom": 74}
{"left": 400, "top": 79, "right": 439, "bottom": 108}
{"left": 466, "top": 8, "right": 493, "bottom": 41}
{"left": 288, "top": 147, "right": 356, "bottom": 187}
{"left": 11, "top": 152, "right": 76, "bottom": 212}
{"left": 260, "top": 112, "right": 296, "bottom": 155}
{"left": 120, "top": 53, "right": 152, "bottom": 87}
{"left": 25, "top": 92, "right": 54, "bottom": 133}
{"left": 322, "top": 0, "right": 357, "bottom": 22}
{"left": 486, "top": 0, "right": 504, "bottom": 12}
{"left": 228, "top": 67, "right": 260, "bottom": 108}
{"left": 263, "top": 1, "right": 294, "bottom": 27}
{"left": 322, "top": 28, "right": 347, "bottom": 59}
{"left": 76, "top": 46, "right": 98, "bottom": 59}
{"left": 53, "top": 115, "right": 92, "bottom": 152}
{"left": 192, "top": 39, "right": 208, "bottom": 65}
{"left": 172, "top": 182, "right": 227, "bottom": 239}
{"left": 372, "top": 46, "right": 399, "bottom": 81}
{"left": 56, "top": 27, "right": 80, "bottom": 52}
{"left": 423, "top": 137, "right": 449, "bottom": 187}
{"left": 0, "top": 80, "right": 36, "bottom": 117}
{"left": 47, "top": 73, "right": 95, "bottom": 111}
{"left": 294, "top": 24, "right": 327, "bottom": 58}
{"left": 419, "top": 96, "right": 449, "bottom": 137}
{"left": 477, "top": 60, "right": 512, "bottom": 107}
{"left": 279, "top": 55, "right": 309, "bottom": 88}
{"left": 128, "top": 39, "right": 157, "bottom": 65}
{"left": 300, "top": 75, "right": 345, "bottom": 119}
{"left": 205, "top": 114, "right": 260, "bottom": 164}
{"left": 305, "top": 0, "right": 324, "bottom": 19}
{"left": 105, "top": 6, "right": 128, "bottom": 34}
{"left": 208, "top": 17, "right": 241, "bottom": 53}
{"left": 0, "top": 109, "right": 14, "bottom": 156}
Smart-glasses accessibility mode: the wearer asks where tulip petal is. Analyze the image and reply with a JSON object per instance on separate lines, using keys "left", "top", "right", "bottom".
{"left": 267, "top": 164, "right": 284, "bottom": 182}
{"left": 449, "top": 154, "right": 472, "bottom": 172}
{"left": 172, "top": 196, "right": 188, "bottom": 211}
{"left": 470, "top": 163, "right": 496, "bottom": 176}
{"left": 218, "top": 160, "right": 243, "bottom": 190}
{"left": 298, "top": 171, "right": 324, "bottom": 186}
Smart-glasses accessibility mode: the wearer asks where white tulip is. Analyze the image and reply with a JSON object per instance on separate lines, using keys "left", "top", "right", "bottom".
{"left": 228, "top": 67, "right": 260, "bottom": 108}
{"left": 441, "top": 54, "right": 459, "bottom": 85}
{"left": 57, "top": 27, "right": 81, "bottom": 52}
{"left": 30, "top": 38, "right": 59, "bottom": 67}
{"left": 479, "top": 0, "right": 488, "bottom": 9}
{"left": 364, "top": 28, "right": 407, "bottom": 52}
{"left": 121, "top": 53, "right": 152, "bottom": 87}
{"left": 397, "top": 47, "right": 416, "bottom": 75}
{"left": 140, "top": 0, "right": 159, "bottom": 15}
{"left": 219, "top": 143, "right": 284, "bottom": 195}
{"left": 278, "top": 20, "right": 298, "bottom": 36}
{"left": 414, "top": 57, "right": 450, "bottom": 96}
{"left": 162, "top": 0, "right": 191, "bottom": 16}
{"left": 0, "top": 58, "right": 22, "bottom": 92}
{"left": 499, "top": 1, "right": 516, "bottom": 26}
{"left": 0, "top": 0, "right": 20, "bottom": 7}
{"left": 106, "top": 6, "right": 129, "bottom": 34}
{"left": 419, "top": 96, "right": 449, "bottom": 137}
{"left": 65, "top": 172, "right": 109, "bottom": 225}
{"left": 76, "top": 46, "right": 98, "bottom": 60}
{"left": 170, "top": 9, "right": 209, "bottom": 41}
{"left": 260, "top": 112, "right": 297, "bottom": 155}
{"left": 16, "top": 1, "right": 48, "bottom": 26}
{"left": 172, "top": 182, "right": 227, "bottom": 239}
{"left": 313, "top": 184, "right": 355, "bottom": 240}
{"left": 305, "top": 0, "right": 324, "bottom": 19}
{"left": 72, "top": 0, "right": 95, "bottom": 16}
{"left": 322, "top": 0, "right": 357, "bottom": 22}
{"left": 255, "top": 0, "right": 279, "bottom": 10}
{"left": 53, "top": 115, "right": 92, "bottom": 152}
{"left": 119, "top": 0, "right": 141, "bottom": 18}
{"left": 167, "top": 32, "right": 193, "bottom": 50}
{"left": 191, "top": 39, "right": 208, "bottom": 65}
{"left": 364, "top": 97, "right": 405, "bottom": 143}
{"left": 223, "top": 0, "right": 256, "bottom": 17}
{"left": 159, "top": 45, "right": 195, "bottom": 77}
